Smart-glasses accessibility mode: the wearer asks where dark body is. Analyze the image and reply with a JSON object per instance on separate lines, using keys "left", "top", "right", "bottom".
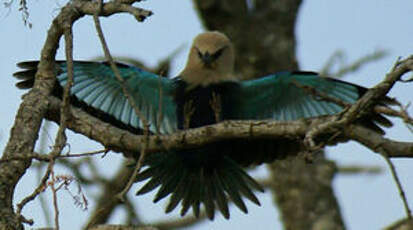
{"left": 172, "top": 80, "right": 240, "bottom": 169}
{"left": 171, "top": 80, "right": 292, "bottom": 168}
{"left": 174, "top": 80, "right": 239, "bottom": 129}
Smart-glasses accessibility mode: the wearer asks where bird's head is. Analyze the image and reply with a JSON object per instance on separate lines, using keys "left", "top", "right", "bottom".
{"left": 180, "top": 31, "right": 236, "bottom": 86}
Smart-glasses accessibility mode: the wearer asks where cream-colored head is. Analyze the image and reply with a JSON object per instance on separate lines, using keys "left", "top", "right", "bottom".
{"left": 180, "top": 31, "right": 236, "bottom": 86}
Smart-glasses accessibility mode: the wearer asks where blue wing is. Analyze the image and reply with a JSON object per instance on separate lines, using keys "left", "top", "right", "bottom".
{"left": 16, "top": 61, "right": 178, "bottom": 134}
{"left": 227, "top": 71, "right": 363, "bottom": 120}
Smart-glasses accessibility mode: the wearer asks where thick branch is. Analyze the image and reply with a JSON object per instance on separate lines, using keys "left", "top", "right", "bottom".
{"left": 45, "top": 95, "right": 413, "bottom": 158}
{"left": 71, "top": 1, "right": 152, "bottom": 21}
{"left": 347, "top": 125, "right": 413, "bottom": 157}
{"left": 89, "top": 225, "right": 158, "bottom": 230}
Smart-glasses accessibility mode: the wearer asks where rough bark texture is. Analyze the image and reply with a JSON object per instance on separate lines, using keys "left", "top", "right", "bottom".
{"left": 193, "top": 1, "right": 346, "bottom": 229}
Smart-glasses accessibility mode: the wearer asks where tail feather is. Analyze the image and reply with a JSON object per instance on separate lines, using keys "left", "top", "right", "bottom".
{"left": 16, "top": 61, "right": 39, "bottom": 69}
{"left": 153, "top": 168, "right": 183, "bottom": 202}
{"left": 15, "top": 79, "right": 35, "bottom": 89}
{"left": 135, "top": 174, "right": 164, "bottom": 195}
{"left": 135, "top": 166, "right": 159, "bottom": 182}
{"left": 165, "top": 170, "right": 189, "bottom": 213}
{"left": 13, "top": 69, "right": 37, "bottom": 80}
{"left": 13, "top": 61, "right": 45, "bottom": 89}
{"left": 219, "top": 168, "right": 248, "bottom": 213}
{"left": 374, "top": 114, "right": 393, "bottom": 127}
{"left": 226, "top": 168, "right": 261, "bottom": 205}
{"left": 212, "top": 170, "right": 230, "bottom": 219}
{"left": 203, "top": 171, "right": 216, "bottom": 220}
{"left": 180, "top": 174, "right": 200, "bottom": 217}
{"left": 135, "top": 166, "right": 169, "bottom": 195}
{"left": 191, "top": 200, "right": 201, "bottom": 218}
{"left": 135, "top": 151, "right": 262, "bottom": 219}
{"left": 226, "top": 159, "right": 264, "bottom": 192}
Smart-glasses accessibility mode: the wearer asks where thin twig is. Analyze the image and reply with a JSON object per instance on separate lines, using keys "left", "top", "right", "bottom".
{"left": 320, "top": 50, "right": 345, "bottom": 76}
{"left": 115, "top": 0, "right": 141, "bottom": 4}
{"left": 93, "top": 0, "right": 150, "bottom": 201}
{"left": 63, "top": 149, "right": 109, "bottom": 158}
{"left": 35, "top": 163, "right": 52, "bottom": 226}
{"left": 50, "top": 160, "right": 60, "bottom": 230}
{"left": 291, "top": 80, "right": 351, "bottom": 108}
{"left": 399, "top": 103, "right": 413, "bottom": 133}
{"left": 320, "top": 50, "right": 388, "bottom": 78}
{"left": 375, "top": 104, "right": 413, "bottom": 132}
{"left": 50, "top": 20, "right": 75, "bottom": 153}
{"left": 304, "top": 56, "right": 413, "bottom": 149}
{"left": 0, "top": 149, "right": 108, "bottom": 163}
{"left": 379, "top": 150, "right": 412, "bottom": 220}
{"left": 16, "top": 159, "right": 53, "bottom": 221}
{"left": 337, "top": 165, "right": 382, "bottom": 175}
{"left": 92, "top": 0, "right": 149, "bottom": 130}
{"left": 116, "top": 126, "right": 149, "bottom": 201}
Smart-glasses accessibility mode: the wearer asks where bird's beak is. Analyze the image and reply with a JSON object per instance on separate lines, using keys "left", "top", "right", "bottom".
{"left": 200, "top": 52, "right": 215, "bottom": 67}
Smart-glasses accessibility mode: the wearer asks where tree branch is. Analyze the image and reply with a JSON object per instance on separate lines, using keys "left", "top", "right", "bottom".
{"left": 44, "top": 98, "right": 413, "bottom": 159}
{"left": 0, "top": 0, "right": 152, "bottom": 228}
{"left": 89, "top": 225, "right": 158, "bottom": 230}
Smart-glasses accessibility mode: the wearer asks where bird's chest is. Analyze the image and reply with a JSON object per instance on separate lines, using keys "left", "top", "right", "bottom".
{"left": 174, "top": 81, "right": 237, "bottom": 129}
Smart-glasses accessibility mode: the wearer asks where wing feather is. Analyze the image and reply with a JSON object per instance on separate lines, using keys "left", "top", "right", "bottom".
{"left": 227, "top": 71, "right": 389, "bottom": 131}
{"left": 16, "top": 61, "right": 178, "bottom": 134}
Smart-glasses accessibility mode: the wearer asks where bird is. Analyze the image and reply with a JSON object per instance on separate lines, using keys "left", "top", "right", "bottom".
{"left": 13, "top": 31, "right": 393, "bottom": 220}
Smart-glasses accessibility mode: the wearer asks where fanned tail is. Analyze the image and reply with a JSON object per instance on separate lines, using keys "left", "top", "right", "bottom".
{"left": 135, "top": 150, "right": 263, "bottom": 220}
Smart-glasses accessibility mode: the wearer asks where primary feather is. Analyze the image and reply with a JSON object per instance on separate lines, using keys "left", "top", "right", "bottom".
{"left": 15, "top": 61, "right": 177, "bottom": 134}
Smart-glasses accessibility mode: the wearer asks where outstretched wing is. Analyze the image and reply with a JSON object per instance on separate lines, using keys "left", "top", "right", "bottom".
{"left": 14, "top": 61, "right": 177, "bottom": 134}
{"left": 226, "top": 71, "right": 392, "bottom": 132}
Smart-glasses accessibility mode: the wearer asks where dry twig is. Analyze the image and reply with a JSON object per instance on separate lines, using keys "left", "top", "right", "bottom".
{"left": 380, "top": 150, "right": 412, "bottom": 220}
{"left": 93, "top": 0, "right": 151, "bottom": 202}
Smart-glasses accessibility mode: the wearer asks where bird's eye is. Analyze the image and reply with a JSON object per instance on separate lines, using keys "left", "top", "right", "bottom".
{"left": 195, "top": 48, "right": 203, "bottom": 59}
{"left": 212, "top": 47, "right": 226, "bottom": 60}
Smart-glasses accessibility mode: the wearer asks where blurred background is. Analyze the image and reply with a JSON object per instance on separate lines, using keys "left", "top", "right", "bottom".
{"left": 1, "top": 0, "right": 412, "bottom": 229}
